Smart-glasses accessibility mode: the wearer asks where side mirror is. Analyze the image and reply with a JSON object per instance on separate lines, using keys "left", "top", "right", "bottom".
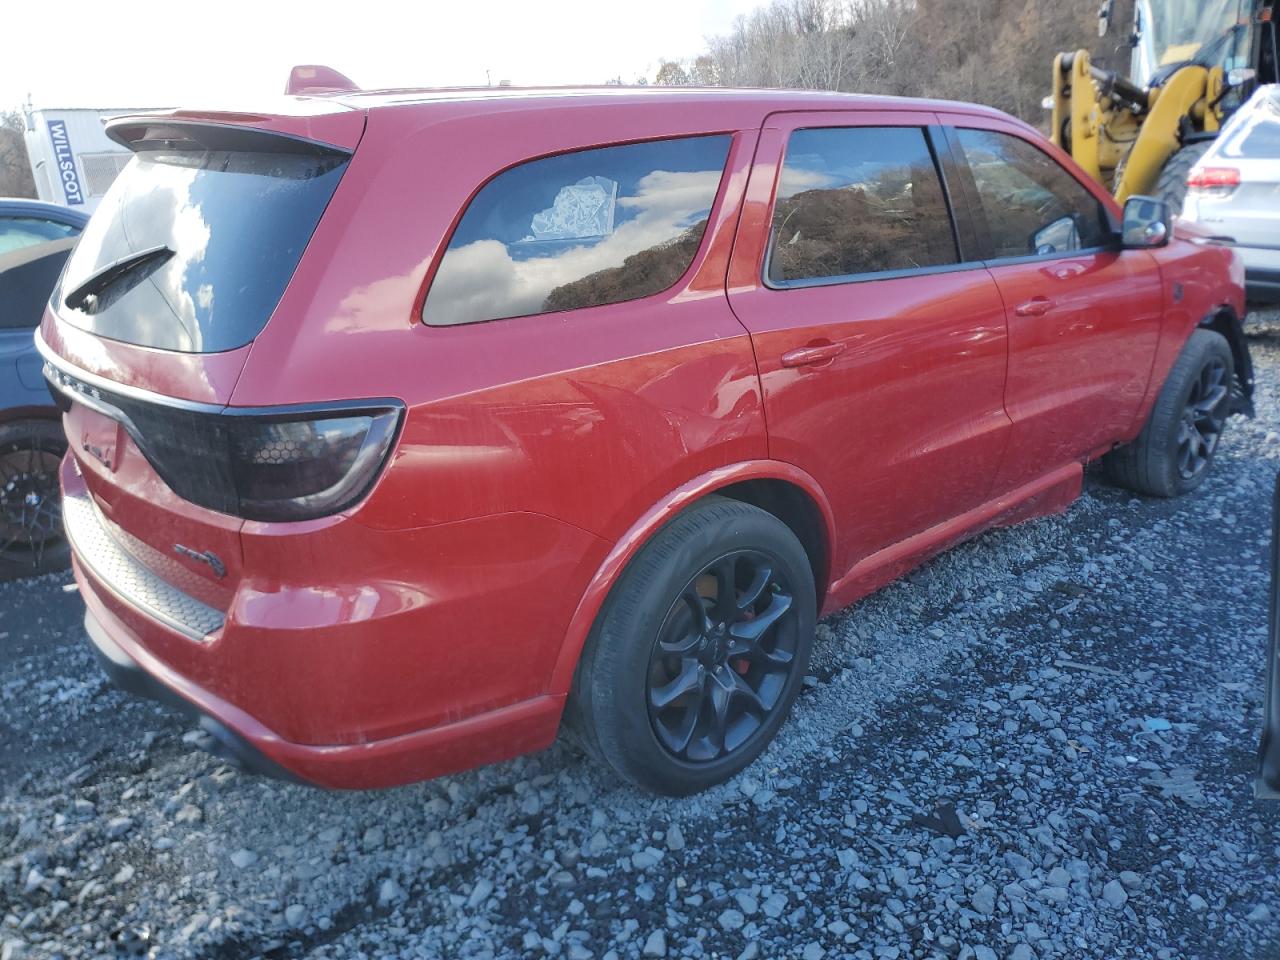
{"left": 1121, "top": 195, "right": 1171, "bottom": 249}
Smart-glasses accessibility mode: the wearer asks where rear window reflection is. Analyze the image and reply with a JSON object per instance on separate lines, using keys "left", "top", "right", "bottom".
{"left": 767, "top": 127, "right": 958, "bottom": 284}
{"left": 422, "top": 136, "right": 731, "bottom": 327}
{"left": 58, "top": 150, "right": 347, "bottom": 354}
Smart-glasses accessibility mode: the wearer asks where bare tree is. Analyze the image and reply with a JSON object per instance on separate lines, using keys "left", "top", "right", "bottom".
{"left": 0, "top": 111, "right": 36, "bottom": 199}
{"left": 656, "top": 0, "right": 1105, "bottom": 126}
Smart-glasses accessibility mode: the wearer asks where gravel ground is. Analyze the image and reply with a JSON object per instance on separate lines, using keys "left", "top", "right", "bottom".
{"left": 3, "top": 314, "right": 1280, "bottom": 960}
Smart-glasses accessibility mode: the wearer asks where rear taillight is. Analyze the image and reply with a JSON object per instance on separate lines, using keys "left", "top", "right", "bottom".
{"left": 45, "top": 362, "right": 402, "bottom": 522}
{"left": 228, "top": 415, "right": 397, "bottom": 520}
{"left": 1187, "top": 166, "right": 1242, "bottom": 198}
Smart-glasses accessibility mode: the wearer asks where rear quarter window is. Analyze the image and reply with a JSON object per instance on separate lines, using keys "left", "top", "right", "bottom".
{"left": 422, "top": 135, "right": 732, "bottom": 327}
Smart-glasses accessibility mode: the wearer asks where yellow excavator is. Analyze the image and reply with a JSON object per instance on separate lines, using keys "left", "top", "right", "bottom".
{"left": 1050, "top": 0, "right": 1278, "bottom": 208}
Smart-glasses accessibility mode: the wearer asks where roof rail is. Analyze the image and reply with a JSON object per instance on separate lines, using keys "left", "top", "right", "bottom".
{"left": 285, "top": 65, "right": 360, "bottom": 96}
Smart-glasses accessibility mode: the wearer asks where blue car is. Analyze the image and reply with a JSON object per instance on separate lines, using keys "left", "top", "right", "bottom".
{"left": 0, "top": 199, "right": 88, "bottom": 579}
{"left": 0, "top": 198, "right": 86, "bottom": 256}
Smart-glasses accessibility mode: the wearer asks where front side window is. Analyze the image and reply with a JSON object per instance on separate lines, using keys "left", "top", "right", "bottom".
{"left": 0, "top": 217, "right": 79, "bottom": 256}
{"left": 954, "top": 128, "right": 1111, "bottom": 260}
{"left": 422, "top": 135, "right": 731, "bottom": 327}
{"left": 766, "top": 126, "right": 958, "bottom": 286}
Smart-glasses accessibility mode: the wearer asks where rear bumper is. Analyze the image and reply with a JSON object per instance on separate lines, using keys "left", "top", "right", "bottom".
{"left": 60, "top": 451, "right": 583, "bottom": 789}
{"left": 84, "top": 605, "right": 302, "bottom": 783}
{"left": 78, "top": 569, "right": 565, "bottom": 788}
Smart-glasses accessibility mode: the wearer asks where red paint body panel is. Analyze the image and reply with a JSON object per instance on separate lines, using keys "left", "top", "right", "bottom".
{"left": 43, "top": 88, "right": 1246, "bottom": 788}
{"left": 727, "top": 112, "right": 1014, "bottom": 578}
{"left": 933, "top": 113, "right": 1166, "bottom": 492}
{"left": 77, "top": 558, "right": 564, "bottom": 790}
{"left": 984, "top": 251, "right": 1163, "bottom": 491}
{"left": 827, "top": 462, "right": 1083, "bottom": 611}
{"left": 1136, "top": 222, "right": 1247, "bottom": 429}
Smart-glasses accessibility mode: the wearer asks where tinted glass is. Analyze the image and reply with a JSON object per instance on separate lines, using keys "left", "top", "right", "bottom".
{"left": 423, "top": 136, "right": 731, "bottom": 326}
{"left": 0, "top": 217, "right": 78, "bottom": 256}
{"left": 955, "top": 128, "right": 1110, "bottom": 260}
{"left": 0, "top": 239, "right": 75, "bottom": 330}
{"left": 58, "top": 149, "right": 347, "bottom": 353}
{"left": 766, "top": 127, "right": 957, "bottom": 285}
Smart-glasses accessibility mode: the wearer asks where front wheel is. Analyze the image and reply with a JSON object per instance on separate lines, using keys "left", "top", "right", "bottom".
{"left": 1104, "top": 329, "right": 1234, "bottom": 498}
{"left": 568, "top": 497, "right": 816, "bottom": 795}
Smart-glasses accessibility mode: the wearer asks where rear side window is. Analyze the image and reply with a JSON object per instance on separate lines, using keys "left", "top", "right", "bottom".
{"left": 0, "top": 217, "right": 79, "bottom": 256}
{"left": 766, "top": 127, "right": 957, "bottom": 286}
{"left": 954, "top": 128, "right": 1110, "bottom": 260}
{"left": 422, "top": 135, "right": 731, "bottom": 327}
{"left": 58, "top": 141, "right": 348, "bottom": 353}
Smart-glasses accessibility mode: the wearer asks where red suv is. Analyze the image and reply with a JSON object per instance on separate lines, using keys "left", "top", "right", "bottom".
{"left": 40, "top": 86, "right": 1252, "bottom": 795}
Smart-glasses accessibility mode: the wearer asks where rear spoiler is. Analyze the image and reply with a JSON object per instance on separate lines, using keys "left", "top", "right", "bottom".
{"left": 285, "top": 65, "right": 360, "bottom": 96}
{"left": 1257, "top": 471, "right": 1280, "bottom": 799}
{"left": 105, "top": 117, "right": 353, "bottom": 157}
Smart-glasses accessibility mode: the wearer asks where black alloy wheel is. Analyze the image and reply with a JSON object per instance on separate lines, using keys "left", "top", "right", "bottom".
{"left": 568, "top": 496, "right": 816, "bottom": 795}
{"left": 1102, "top": 329, "right": 1236, "bottom": 498}
{"left": 1176, "top": 354, "right": 1229, "bottom": 483}
{"left": 646, "top": 550, "right": 798, "bottom": 763}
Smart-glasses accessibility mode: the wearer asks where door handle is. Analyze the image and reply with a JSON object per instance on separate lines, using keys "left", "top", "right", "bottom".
{"left": 781, "top": 342, "right": 845, "bottom": 368}
{"left": 1015, "top": 297, "right": 1055, "bottom": 318}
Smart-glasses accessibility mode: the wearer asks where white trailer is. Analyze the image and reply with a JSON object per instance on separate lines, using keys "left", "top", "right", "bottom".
{"left": 22, "top": 107, "right": 162, "bottom": 213}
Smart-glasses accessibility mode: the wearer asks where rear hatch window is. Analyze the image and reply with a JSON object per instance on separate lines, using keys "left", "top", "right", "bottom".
{"left": 1222, "top": 88, "right": 1280, "bottom": 160}
{"left": 57, "top": 125, "right": 349, "bottom": 353}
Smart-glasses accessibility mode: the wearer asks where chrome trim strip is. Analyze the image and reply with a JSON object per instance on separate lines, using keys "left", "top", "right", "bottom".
{"left": 37, "top": 329, "right": 406, "bottom": 421}
{"left": 35, "top": 329, "right": 226, "bottom": 414}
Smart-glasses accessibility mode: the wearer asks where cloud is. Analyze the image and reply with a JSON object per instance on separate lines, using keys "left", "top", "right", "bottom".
{"left": 775, "top": 165, "right": 842, "bottom": 200}
{"left": 422, "top": 168, "right": 722, "bottom": 326}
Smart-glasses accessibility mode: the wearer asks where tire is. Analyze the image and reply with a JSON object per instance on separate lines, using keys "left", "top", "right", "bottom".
{"left": 1104, "top": 329, "right": 1234, "bottom": 498}
{"left": 1152, "top": 141, "right": 1213, "bottom": 215}
{"left": 568, "top": 497, "right": 816, "bottom": 795}
{"left": 0, "top": 419, "right": 70, "bottom": 581}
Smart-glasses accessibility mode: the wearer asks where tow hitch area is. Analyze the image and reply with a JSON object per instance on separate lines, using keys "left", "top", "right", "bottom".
{"left": 1256, "top": 472, "right": 1280, "bottom": 799}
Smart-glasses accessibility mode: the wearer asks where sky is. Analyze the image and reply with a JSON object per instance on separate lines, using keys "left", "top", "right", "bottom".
{"left": 0, "top": 0, "right": 765, "bottom": 113}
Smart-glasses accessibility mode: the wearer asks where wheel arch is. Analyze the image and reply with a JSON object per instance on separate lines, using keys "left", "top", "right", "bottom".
{"left": 547, "top": 461, "right": 835, "bottom": 697}
{"left": 1200, "top": 306, "right": 1255, "bottom": 417}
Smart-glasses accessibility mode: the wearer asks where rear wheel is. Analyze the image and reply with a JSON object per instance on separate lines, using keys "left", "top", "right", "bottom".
{"left": 1104, "top": 329, "right": 1234, "bottom": 498}
{"left": 569, "top": 497, "right": 816, "bottom": 795}
{"left": 0, "top": 419, "right": 69, "bottom": 580}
